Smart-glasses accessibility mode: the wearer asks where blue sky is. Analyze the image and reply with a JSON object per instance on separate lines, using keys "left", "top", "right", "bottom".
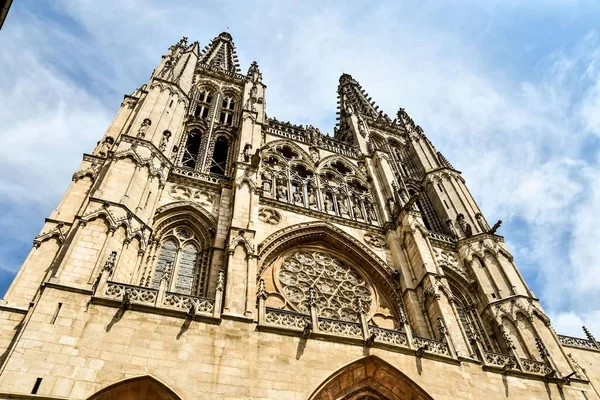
{"left": 1, "top": 0, "right": 600, "bottom": 337}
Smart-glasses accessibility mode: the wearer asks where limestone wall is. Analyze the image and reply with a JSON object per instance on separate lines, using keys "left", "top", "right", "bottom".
{"left": 0, "top": 287, "right": 596, "bottom": 400}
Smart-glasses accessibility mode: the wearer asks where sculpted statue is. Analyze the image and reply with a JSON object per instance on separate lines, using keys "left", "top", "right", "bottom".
{"left": 159, "top": 59, "right": 173, "bottom": 79}
{"left": 308, "top": 187, "right": 317, "bottom": 206}
{"left": 159, "top": 130, "right": 171, "bottom": 152}
{"left": 306, "top": 125, "right": 321, "bottom": 146}
{"left": 276, "top": 182, "right": 288, "bottom": 201}
{"left": 475, "top": 213, "right": 489, "bottom": 232}
{"left": 365, "top": 201, "right": 378, "bottom": 222}
{"left": 96, "top": 136, "right": 114, "bottom": 157}
{"left": 310, "top": 147, "right": 320, "bottom": 163}
{"left": 243, "top": 143, "right": 252, "bottom": 162}
{"left": 292, "top": 190, "right": 303, "bottom": 204}
{"left": 352, "top": 198, "right": 363, "bottom": 219}
{"left": 457, "top": 214, "right": 473, "bottom": 238}
{"left": 137, "top": 118, "right": 151, "bottom": 139}
{"left": 337, "top": 196, "right": 349, "bottom": 216}
{"left": 324, "top": 195, "right": 334, "bottom": 212}
{"left": 446, "top": 218, "right": 458, "bottom": 238}
{"left": 262, "top": 172, "right": 272, "bottom": 195}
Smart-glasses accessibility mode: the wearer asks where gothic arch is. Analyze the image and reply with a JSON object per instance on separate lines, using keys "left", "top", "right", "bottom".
{"left": 261, "top": 139, "right": 313, "bottom": 166}
{"left": 257, "top": 222, "right": 395, "bottom": 300}
{"left": 153, "top": 201, "right": 217, "bottom": 247}
{"left": 317, "top": 154, "right": 367, "bottom": 181}
{"left": 308, "top": 356, "right": 434, "bottom": 400}
{"left": 86, "top": 375, "right": 183, "bottom": 400}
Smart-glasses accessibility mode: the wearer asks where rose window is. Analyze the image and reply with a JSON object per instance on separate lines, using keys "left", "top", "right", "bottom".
{"left": 277, "top": 250, "right": 374, "bottom": 322}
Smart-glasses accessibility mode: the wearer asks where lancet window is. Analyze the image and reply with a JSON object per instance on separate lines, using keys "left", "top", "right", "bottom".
{"left": 193, "top": 88, "right": 213, "bottom": 119}
{"left": 259, "top": 143, "right": 379, "bottom": 225}
{"left": 181, "top": 129, "right": 202, "bottom": 169}
{"left": 150, "top": 227, "right": 209, "bottom": 296}
{"left": 209, "top": 136, "right": 229, "bottom": 176}
{"left": 219, "top": 96, "right": 236, "bottom": 126}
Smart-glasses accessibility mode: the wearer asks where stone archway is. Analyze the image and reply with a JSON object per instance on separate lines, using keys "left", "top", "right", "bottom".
{"left": 86, "top": 375, "right": 182, "bottom": 400}
{"left": 309, "top": 356, "right": 435, "bottom": 400}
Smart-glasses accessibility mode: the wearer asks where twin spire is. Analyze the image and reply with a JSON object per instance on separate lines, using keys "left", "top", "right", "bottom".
{"left": 169, "top": 33, "right": 422, "bottom": 143}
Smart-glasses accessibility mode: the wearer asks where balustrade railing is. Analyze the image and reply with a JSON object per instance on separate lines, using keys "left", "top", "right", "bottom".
{"left": 369, "top": 325, "right": 408, "bottom": 347}
{"left": 163, "top": 292, "right": 214, "bottom": 314}
{"left": 95, "top": 269, "right": 224, "bottom": 320}
{"left": 264, "top": 308, "right": 311, "bottom": 330}
{"left": 520, "top": 358, "right": 553, "bottom": 375}
{"left": 483, "top": 351, "right": 516, "bottom": 368}
{"left": 105, "top": 282, "right": 158, "bottom": 306}
{"left": 318, "top": 318, "right": 362, "bottom": 338}
{"left": 413, "top": 335, "right": 450, "bottom": 356}
{"left": 558, "top": 334, "right": 599, "bottom": 350}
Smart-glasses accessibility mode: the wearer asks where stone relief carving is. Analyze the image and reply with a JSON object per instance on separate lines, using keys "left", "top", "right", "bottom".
{"left": 168, "top": 184, "right": 216, "bottom": 206}
{"left": 363, "top": 232, "right": 386, "bottom": 249}
{"left": 258, "top": 208, "right": 281, "bottom": 225}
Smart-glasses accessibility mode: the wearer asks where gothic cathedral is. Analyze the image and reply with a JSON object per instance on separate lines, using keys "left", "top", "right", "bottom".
{"left": 0, "top": 32, "right": 599, "bottom": 400}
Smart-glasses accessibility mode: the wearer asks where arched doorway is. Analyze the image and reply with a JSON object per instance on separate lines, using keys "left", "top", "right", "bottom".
{"left": 309, "top": 356, "right": 435, "bottom": 400}
{"left": 86, "top": 375, "right": 182, "bottom": 400}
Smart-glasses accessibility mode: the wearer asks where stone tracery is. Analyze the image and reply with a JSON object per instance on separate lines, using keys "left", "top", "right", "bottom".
{"left": 275, "top": 250, "right": 374, "bottom": 322}
{"left": 259, "top": 142, "right": 379, "bottom": 225}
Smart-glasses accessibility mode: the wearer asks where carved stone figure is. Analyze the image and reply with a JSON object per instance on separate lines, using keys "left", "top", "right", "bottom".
{"left": 352, "top": 198, "right": 363, "bottom": 219}
{"left": 276, "top": 182, "right": 288, "bottom": 201}
{"left": 292, "top": 189, "right": 303, "bottom": 204}
{"left": 399, "top": 188, "right": 409, "bottom": 206}
{"left": 306, "top": 125, "right": 321, "bottom": 146}
{"left": 446, "top": 218, "right": 458, "bottom": 238}
{"left": 159, "top": 59, "right": 173, "bottom": 79}
{"left": 324, "top": 195, "right": 334, "bottom": 212}
{"left": 159, "top": 131, "right": 171, "bottom": 152}
{"left": 457, "top": 214, "right": 473, "bottom": 238}
{"left": 310, "top": 147, "right": 320, "bottom": 163}
{"left": 475, "top": 213, "right": 489, "bottom": 232}
{"left": 96, "top": 136, "right": 114, "bottom": 157}
{"left": 171, "top": 145, "right": 179, "bottom": 162}
{"left": 308, "top": 187, "right": 317, "bottom": 207}
{"left": 337, "top": 196, "right": 349, "bottom": 216}
{"left": 262, "top": 172, "right": 272, "bottom": 195}
{"left": 137, "top": 118, "right": 151, "bottom": 138}
{"left": 365, "top": 201, "right": 378, "bottom": 222}
{"left": 243, "top": 143, "right": 252, "bottom": 162}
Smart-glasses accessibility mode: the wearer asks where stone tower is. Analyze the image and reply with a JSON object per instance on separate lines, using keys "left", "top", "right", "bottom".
{"left": 0, "top": 33, "right": 599, "bottom": 400}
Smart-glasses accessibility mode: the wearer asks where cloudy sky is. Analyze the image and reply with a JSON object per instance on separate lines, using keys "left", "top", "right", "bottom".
{"left": 1, "top": 1, "right": 600, "bottom": 337}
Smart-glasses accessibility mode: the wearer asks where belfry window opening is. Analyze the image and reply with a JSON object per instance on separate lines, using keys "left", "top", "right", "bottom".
{"left": 194, "top": 89, "right": 212, "bottom": 119}
{"left": 209, "top": 136, "right": 229, "bottom": 176}
{"left": 219, "top": 96, "right": 235, "bottom": 126}
{"left": 181, "top": 130, "right": 202, "bottom": 169}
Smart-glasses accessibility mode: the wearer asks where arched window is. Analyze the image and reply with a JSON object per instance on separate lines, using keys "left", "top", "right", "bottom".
{"left": 151, "top": 239, "right": 177, "bottom": 289}
{"left": 219, "top": 96, "right": 235, "bottom": 126}
{"left": 209, "top": 136, "right": 229, "bottom": 176}
{"left": 151, "top": 228, "right": 205, "bottom": 296}
{"left": 194, "top": 89, "right": 212, "bottom": 119}
{"left": 174, "top": 243, "right": 198, "bottom": 294}
{"left": 181, "top": 130, "right": 202, "bottom": 169}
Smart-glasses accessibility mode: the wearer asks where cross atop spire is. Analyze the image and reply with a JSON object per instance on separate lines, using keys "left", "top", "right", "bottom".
{"left": 199, "top": 32, "right": 241, "bottom": 74}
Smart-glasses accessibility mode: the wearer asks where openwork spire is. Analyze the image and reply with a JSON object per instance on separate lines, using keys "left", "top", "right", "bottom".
{"left": 198, "top": 32, "right": 241, "bottom": 74}
{"left": 337, "top": 73, "right": 383, "bottom": 120}
{"left": 334, "top": 73, "right": 393, "bottom": 143}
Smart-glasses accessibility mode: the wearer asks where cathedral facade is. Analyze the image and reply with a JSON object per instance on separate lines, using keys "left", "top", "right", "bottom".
{"left": 0, "top": 32, "right": 599, "bottom": 399}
